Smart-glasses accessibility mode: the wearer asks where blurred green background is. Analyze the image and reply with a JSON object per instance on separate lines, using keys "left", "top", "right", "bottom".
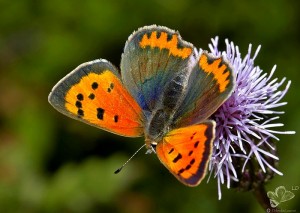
{"left": 0, "top": 0, "right": 299, "bottom": 212}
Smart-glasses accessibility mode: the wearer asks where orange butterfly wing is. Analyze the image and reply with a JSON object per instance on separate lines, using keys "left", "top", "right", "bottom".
{"left": 156, "top": 121, "right": 215, "bottom": 186}
{"left": 48, "top": 59, "right": 144, "bottom": 137}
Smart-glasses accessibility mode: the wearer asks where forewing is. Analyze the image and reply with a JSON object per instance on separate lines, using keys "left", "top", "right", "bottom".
{"left": 48, "top": 59, "right": 144, "bottom": 137}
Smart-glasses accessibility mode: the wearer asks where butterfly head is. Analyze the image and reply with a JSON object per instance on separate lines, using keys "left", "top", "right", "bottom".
{"left": 145, "top": 136, "right": 158, "bottom": 153}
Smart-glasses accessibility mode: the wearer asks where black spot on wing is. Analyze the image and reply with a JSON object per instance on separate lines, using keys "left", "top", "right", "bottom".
{"left": 185, "top": 164, "right": 191, "bottom": 170}
{"left": 77, "top": 93, "right": 84, "bottom": 101}
{"left": 178, "top": 168, "right": 185, "bottom": 175}
{"left": 168, "top": 148, "right": 174, "bottom": 154}
{"left": 97, "top": 108, "right": 104, "bottom": 120}
{"left": 92, "top": 82, "right": 98, "bottom": 90}
{"left": 114, "top": 115, "right": 119, "bottom": 123}
{"left": 77, "top": 109, "right": 84, "bottom": 117}
{"left": 88, "top": 93, "right": 95, "bottom": 100}
{"left": 190, "top": 132, "right": 196, "bottom": 140}
{"left": 172, "top": 153, "right": 182, "bottom": 163}
{"left": 75, "top": 101, "right": 82, "bottom": 108}
{"left": 190, "top": 158, "right": 195, "bottom": 165}
{"left": 110, "top": 83, "right": 114, "bottom": 89}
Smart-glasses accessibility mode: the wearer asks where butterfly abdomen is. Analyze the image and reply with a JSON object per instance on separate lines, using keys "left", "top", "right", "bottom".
{"left": 146, "top": 73, "right": 188, "bottom": 140}
{"left": 162, "top": 73, "right": 186, "bottom": 111}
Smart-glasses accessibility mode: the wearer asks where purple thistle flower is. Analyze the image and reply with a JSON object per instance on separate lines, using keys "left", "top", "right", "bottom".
{"left": 205, "top": 37, "right": 295, "bottom": 199}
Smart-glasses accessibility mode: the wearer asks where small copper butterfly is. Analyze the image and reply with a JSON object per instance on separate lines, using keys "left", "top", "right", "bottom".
{"left": 48, "top": 25, "right": 235, "bottom": 186}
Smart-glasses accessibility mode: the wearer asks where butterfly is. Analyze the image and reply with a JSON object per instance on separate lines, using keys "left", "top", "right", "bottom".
{"left": 48, "top": 25, "right": 235, "bottom": 186}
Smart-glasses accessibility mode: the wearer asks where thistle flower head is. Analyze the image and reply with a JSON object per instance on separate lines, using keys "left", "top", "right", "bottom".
{"left": 206, "top": 37, "right": 295, "bottom": 199}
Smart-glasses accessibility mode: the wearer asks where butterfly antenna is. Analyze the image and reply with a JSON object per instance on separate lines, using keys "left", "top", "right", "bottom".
{"left": 114, "top": 144, "right": 146, "bottom": 174}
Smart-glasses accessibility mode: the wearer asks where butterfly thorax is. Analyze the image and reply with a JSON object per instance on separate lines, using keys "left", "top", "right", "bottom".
{"left": 145, "top": 72, "right": 188, "bottom": 143}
